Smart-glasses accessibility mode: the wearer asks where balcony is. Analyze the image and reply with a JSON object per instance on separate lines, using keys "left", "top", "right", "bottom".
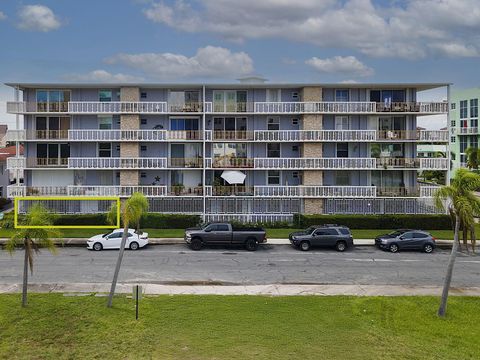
{"left": 67, "top": 185, "right": 168, "bottom": 197}
{"left": 68, "top": 130, "right": 203, "bottom": 141}
{"left": 254, "top": 186, "right": 376, "bottom": 198}
{"left": 210, "top": 158, "right": 255, "bottom": 168}
{"left": 207, "top": 130, "right": 255, "bottom": 141}
{"left": 254, "top": 130, "right": 377, "bottom": 142}
{"left": 168, "top": 158, "right": 203, "bottom": 168}
{"left": 7, "top": 100, "right": 448, "bottom": 115}
{"left": 68, "top": 157, "right": 168, "bottom": 169}
{"left": 6, "top": 129, "right": 69, "bottom": 141}
{"left": 205, "top": 186, "right": 255, "bottom": 196}
{"left": 459, "top": 127, "right": 478, "bottom": 135}
{"left": 376, "top": 157, "right": 448, "bottom": 170}
{"left": 254, "top": 157, "right": 377, "bottom": 169}
{"left": 7, "top": 157, "right": 68, "bottom": 169}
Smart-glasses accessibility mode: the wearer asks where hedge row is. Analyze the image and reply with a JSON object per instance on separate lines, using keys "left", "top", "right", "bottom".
{"left": 293, "top": 214, "right": 453, "bottom": 230}
{"left": 51, "top": 213, "right": 201, "bottom": 229}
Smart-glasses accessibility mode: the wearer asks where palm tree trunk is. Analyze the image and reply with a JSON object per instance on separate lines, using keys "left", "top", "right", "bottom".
{"left": 462, "top": 225, "right": 469, "bottom": 253}
{"left": 438, "top": 213, "right": 460, "bottom": 317}
{"left": 22, "top": 238, "right": 29, "bottom": 307}
{"left": 107, "top": 222, "right": 129, "bottom": 308}
{"left": 471, "top": 224, "right": 476, "bottom": 254}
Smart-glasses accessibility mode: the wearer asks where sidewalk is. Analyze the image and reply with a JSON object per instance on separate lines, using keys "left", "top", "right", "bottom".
{"left": 0, "top": 237, "right": 463, "bottom": 248}
{"left": 1, "top": 282, "right": 480, "bottom": 296}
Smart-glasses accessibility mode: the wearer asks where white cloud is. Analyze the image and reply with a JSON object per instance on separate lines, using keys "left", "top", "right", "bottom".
{"left": 17, "top": 5, "right": 61, "bottom": 32}
{"left": 105, "top": 46, "right": 254, "bottom": 79}
{"left": 0, "top": 11, "right": 6, "bottom": 20}
{"left": 142, "top": 0, "right": 480, "bottom": 59}
{"left": 340, "top": 79, "right": 359, "bottom": 84}
{"left": 306, "top": 56, "right": 374, "bottom": 77}
{"left": 64, "top": 70, "right": 144, "bottom": 83}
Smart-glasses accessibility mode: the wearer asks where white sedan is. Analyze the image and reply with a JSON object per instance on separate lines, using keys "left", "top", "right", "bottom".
{"left": 87, "top": 229, "right": 149, "bottom": 251}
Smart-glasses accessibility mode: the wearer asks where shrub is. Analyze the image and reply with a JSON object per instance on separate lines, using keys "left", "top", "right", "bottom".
{"left": 54, "top": 214, "right": 108, "bottom": 226}
{"left": 139, "top": 214, "right": 201, "bottom": 229}
{"left": 0, "top": 198, "right": 12, "bottom": 210}
{"left": 0, "top": 212, "right": 14, "bottom": 228}
{"left": 293, "top": 214, "right": 452, "bottom": 230}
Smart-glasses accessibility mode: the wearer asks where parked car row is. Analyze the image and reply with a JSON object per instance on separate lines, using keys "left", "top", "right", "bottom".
{"left": 86, "top": 223, "right": 437, "bottom": 254}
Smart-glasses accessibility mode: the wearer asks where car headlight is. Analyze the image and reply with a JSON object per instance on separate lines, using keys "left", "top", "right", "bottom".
{"left": 381, "top": 239, "right": 387, "bottom": 244}
{"left": 185, "top": 233, "right": 191, "bottom": 239}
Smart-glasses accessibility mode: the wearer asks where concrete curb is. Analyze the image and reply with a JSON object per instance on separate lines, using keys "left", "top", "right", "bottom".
{"left": 1, "top": 283, "right": 480, "bottom": 296}
{"left": 0, "top": 237, "right": 466, "bottom": 249}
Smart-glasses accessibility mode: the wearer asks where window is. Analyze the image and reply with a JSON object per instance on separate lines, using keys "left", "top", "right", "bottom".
{"left": 413, "top": 233, "right": 428, "bottom": 238}
{"left": 451, "top": 136, "right": 456, "bottom": 143}
{"left": 217, "top": 224, "right": 229, "bottom": 231}
{"left": 451, "top": 103, "right": 456, "bottom": 110}
{"left": 36, "top": 143, "right": 69, "bottom": 165}
{"left": 339, "top": 228, "right": 351, "bottom": 235}
{"left": 292, "top": 145, "right": 298, "bottom": 152}
{"left": 336, "top": 143, "right": 349, "bottom": 157}
{"left": 98, "top": 116, "right": 112, "bottom": 130}
{"left": 268, "top": 170, "right": 280, "bottom": 185}
{"left": 451, "top": 120, "right": 456, "bottom": 127}
{"left": 267, "top": 143, "right": 281, "bottom": 158}
{"left": 266, "top": 89, "right": 281, "bottom": 102}
{"left": 98, "top": 143, "right": 112, "bottom": 157}
{"left": 292, "top": 118, "right": 299, "bottom": 125}
{"left": 116, "top": 172, "right": 120, "bottom": 178}
{"left": 36, "top": 90, "right": 70, "bottom": 112}
{"left": 460, "top": 137, "right": 468, "bottom": 152}
{"left": 335, "top": 89, "right": 349, "bottom": 102}
{"left": 213, "top": 90, "right": 247, "bottom": 112}
{"left": 314, "top": 229, "right": 338, "bottom": 236}
{"left": 470, "top": 99, "right": 478, "bottom": 118}
{"left": 470, "top": 136, "right": 478, "bottom": 149}
{"left": 116, "top": 145, "right": 120, "bottom": 151}
{"left": 335, "top": 116, "right": 349, "bottom": 130}
{"left": 401, "top": 232, "right": 414, "bottom": 239}
{"left": 292, "top": 92, "right": 299, "bottom": 100}
{"left": 141, "top": 92, "right": 147, "bottom": 99}
{"left": 460, "top": 100, "right": 468, "bottom": 119}
{"left": 335, "top": 171, "right": 350, "bottom": 186}
{"left": 370, "top": 90, "right": 405, "bottom": 103}
{"left": 471, "top": 119, "right": 478, "bottom": 128}
{"left": 141, "top": 118, "right": 147, "bottom": 125}
{"left": 292, "top": 171, "right": 299, "bottom": 178}
{"left": 460, "top": 119, "right": 468, "bottom": 128}
{"left": 141, "top": 145, "right": 147, "bottom": 151}
{"left": 99, "top": 90, "right": 112, "bottom": 102}
{"left": 141, "top": 172, "right": 146, "bottom": 178}
{"left": 267, "top": 117, "right": 280, "bottom": 130}
{"left": 170, "top": 118, "right": 199, "bottom": 130}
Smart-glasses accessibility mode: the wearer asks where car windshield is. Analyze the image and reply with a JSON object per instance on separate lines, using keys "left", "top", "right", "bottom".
{"left": 304, "top": 226, "right": 317, "bottom": 234}
{"left": 102, "top": 231, "right": 113, "bottom": 238}
{"left": 201, "top": 223, "right": 211, "bottom": 230}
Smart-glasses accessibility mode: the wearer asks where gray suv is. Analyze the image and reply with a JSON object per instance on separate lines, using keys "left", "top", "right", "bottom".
{"left": 375, "top": 229, "right": 436, "bottom": 253}
{"left": 289, "top": 225, "right": 354, "bottom": 252}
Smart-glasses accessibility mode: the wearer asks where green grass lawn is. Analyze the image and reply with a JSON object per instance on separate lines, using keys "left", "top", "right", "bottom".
{"left": 0, "top": 227, "right": 459, "bottom": 239}
{"left": 0, "top": 294, "right": 479, "bottom": 359}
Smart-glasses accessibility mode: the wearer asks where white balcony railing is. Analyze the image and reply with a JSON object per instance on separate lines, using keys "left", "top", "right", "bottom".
{"left": 254, "top": 186, "right": 377, "bottom": 198}
{"left": 459, "top": 127, "right": 478, "bottom": 135}
{"left": 6, "top": 157, "right": 26, "bottom": 170}
{"left": 68, "top": 130, "right": 203, "bottom": 141}
{"left": 254, "top": 130, "right": 377, "bottom": 142}
{"left": 254, "top": 158, "right": 377, "bottom": 169}
{"left": 68, "top": 102, "right": 168, "bottom": 113}
{"left": 67, "top": 185, "right": 168, "bottom": 197}
{"left": 68, "top": 157, "right": 168, "bottom": 169}
{"left": 254, "top": 102, "right": 377, "bottom": 114}
{"left": 419, "top": 186, "right": 441, "bottom": 197}
{"left": 419, "top": 158, "right": 449, "bottom": 170}
{"left": 5, "top": 130, "right": 26, "bottom": 142}
{"left": 7, "top": 100, "right": 449, "bottom": 115}
{"left": 418, "top": 130, "right": 449, "bottom": 142}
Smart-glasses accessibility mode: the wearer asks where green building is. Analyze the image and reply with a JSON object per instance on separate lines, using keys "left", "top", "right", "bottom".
{"left": 450, "top": 88, "right": 480, "bottom": 175}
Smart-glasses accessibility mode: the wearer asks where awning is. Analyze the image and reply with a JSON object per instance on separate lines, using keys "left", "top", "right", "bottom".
{"left": 221, "top": 170, "right": 246, "bottom": 184}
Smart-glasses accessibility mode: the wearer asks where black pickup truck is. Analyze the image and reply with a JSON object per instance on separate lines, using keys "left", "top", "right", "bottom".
{"left": 184, "top": 222, "right": 267, "bottom": 251}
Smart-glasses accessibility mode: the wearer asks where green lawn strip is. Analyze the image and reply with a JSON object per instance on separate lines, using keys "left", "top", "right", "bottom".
{"left": 0, "top": 294, "right": 478, "bottom": 360}
{"left": 0, "top": 227, "right": 459, "bottom": 239}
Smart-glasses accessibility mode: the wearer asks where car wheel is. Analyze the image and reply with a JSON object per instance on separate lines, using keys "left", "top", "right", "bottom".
{"left": 93, "top": 242, "right": 103, "bottom": 251}
{"left": 389, "top": 243, "right": 399, "bottom": 253}
{"left": 300, "top": 241, "right": 310, "bottom": 251}
{"left": 335, "top": 241, "right": 347, "bottom": 252}
{"left": 130, "top": 241, "right": 139, "bottom": 250}
{"left": 245, "top": 238, "right": 258, "bottom": 251}
{"left": 423, "top": 243, "right": 434, "bottom": 253}
{"left": 190, "top": 237, "right": 203, "bottom": 251}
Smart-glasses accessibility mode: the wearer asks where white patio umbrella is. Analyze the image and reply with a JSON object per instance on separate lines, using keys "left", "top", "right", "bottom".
{"left": 221, "top": 170, "right": 246, "bottom": 184}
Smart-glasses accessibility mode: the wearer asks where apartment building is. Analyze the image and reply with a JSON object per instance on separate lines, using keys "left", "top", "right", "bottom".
{"left": 5, "top": 82, "right": 449, "bottom": 222}
{"left": 449, "top": 87, "right": 480, "bottom": 174}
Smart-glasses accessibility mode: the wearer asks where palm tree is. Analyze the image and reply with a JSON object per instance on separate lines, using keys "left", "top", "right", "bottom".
{"left": 434, "top": 169, "right": 480, "bottom": 317}
{"left": 6, "top": 204, "right": 60, "bottom": 307}
{"left": 107, "top": 192, "right": 149, "bottom": 308}
{"left": 465, "top": 147, "right": 480, "bottom": 170}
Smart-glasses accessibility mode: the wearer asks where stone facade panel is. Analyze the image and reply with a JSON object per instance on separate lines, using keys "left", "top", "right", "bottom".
{"left": 304, "top": 199, "right": 324, "bottom": 214}
{"left": 120, "top": 170, "right": 139, "bottom": 186}
{"left": 120, "top": 142, "right": 139, "bottom": 158}
{"left": 120, "top": 87, "right": 140, "bottom": 102}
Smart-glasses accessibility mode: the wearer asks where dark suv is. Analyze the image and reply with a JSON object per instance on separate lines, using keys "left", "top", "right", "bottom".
{"left": 375, "top": 229, "right": 436, "bottom": 253}
{"left": 289, "top": 225, "right": 354, "bottom": 252}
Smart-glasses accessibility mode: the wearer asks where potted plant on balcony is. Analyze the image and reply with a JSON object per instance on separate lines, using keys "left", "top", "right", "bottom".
{"left": 172, "top": 183, "right": 185, "bottom": 196}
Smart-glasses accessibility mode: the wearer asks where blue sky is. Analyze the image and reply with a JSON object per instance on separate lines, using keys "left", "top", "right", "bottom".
{"left": 1, "top": 0, "right": 479, "bottom": 128}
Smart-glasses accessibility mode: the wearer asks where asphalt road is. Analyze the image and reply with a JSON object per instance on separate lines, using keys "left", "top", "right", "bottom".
{"left": 1, "top": 244, "right": 479, "bottom": 287}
